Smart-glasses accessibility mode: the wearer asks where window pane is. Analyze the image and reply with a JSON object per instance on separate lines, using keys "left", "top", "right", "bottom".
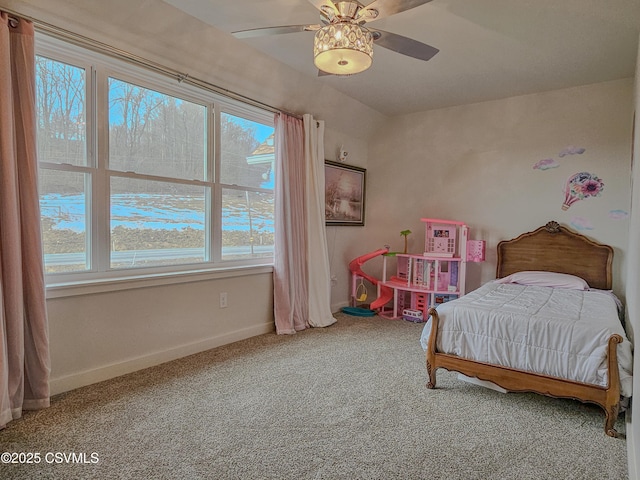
{"left": 35, "top": 56, "right": 86, "bottom": 166}
{"left": 220, "top": 113, "right": 274, "bottom": 189}
{"left": 222, "top": 188, "right": 274, "bottom": 260}
{"left": 39, "top": 171, "right": 88, "bottom": 273}
{"left": 110, "top": 178, "right": 206, "bottom": 269}
{"left": 109, "top": 78, "right": 206, "bottom": 180}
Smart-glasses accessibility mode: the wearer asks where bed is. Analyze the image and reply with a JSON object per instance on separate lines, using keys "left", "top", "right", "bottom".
{"left": 420, "top": 221, "right": 633, "bottom": 437}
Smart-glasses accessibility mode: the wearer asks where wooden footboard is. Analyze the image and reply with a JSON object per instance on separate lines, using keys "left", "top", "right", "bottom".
{"left": 426, "top": 307, "right": 624, "bottom": 437}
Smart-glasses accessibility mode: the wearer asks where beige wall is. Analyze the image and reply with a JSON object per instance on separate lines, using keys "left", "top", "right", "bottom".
{"left": 47, "top": 272, "right": 274, "bottom": 395}
{"left": 339, "top": 80, "right": 633, "bottom": 308}
{"left": 322, "top": 130, "right": 372, "bottom": 312}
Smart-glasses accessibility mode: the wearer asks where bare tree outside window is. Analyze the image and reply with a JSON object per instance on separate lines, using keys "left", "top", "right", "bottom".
{"left": 36, "top": 49, "right": 275, "bottom": 276}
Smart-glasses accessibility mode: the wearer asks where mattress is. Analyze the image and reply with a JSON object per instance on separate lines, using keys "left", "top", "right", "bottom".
{"left": 419, "top": 281, "right": 633, "bottom": 397}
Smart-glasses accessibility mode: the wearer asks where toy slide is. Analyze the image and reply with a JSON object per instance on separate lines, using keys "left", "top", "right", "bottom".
{"left": 370, "top": 285, "right": 393, "bottom": 310}
{"left": 348, "top": 247, "right": 393, "bottom": 311}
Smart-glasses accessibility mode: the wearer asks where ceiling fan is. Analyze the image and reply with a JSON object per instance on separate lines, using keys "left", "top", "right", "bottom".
{"left": 232, "top": 0, "right": 439, "bottom": 76}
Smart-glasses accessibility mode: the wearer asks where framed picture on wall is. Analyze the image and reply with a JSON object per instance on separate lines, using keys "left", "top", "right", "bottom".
{"left": 324, "top": 161, "right": 366, "bottom": 226}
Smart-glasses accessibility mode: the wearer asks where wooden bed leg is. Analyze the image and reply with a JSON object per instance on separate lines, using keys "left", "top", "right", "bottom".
{"left": 426, "top": 359, "right": 436, "bottom": 389}
{"left": 604, "top": 403, "right": 621, "bottom": 438}
{"left": 604, "top": 334, "right": 623, "bottom": 438}
{"left": 426, "top": 307, "right": 439, "bottom": 389}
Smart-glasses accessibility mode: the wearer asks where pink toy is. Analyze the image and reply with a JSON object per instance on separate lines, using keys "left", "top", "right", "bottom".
{"left": 348, "top": 219, "right": 484, "bottom": 320}
{"left": 425, "top": 220, "right": 459, "bottom": 257}
{"left": 370, "top": 284, "right": 394, "bottom": 310}
{"left": 466, "top": 240, "right": 486, "bottom": 262}
{"left": 375, "top": 219, "right": 484, "bottom": 320}
{"left": 348, "top": 246, "right": 391, "bottom": 308}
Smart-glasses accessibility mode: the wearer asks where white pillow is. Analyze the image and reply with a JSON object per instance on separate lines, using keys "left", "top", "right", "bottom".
{"left": 495, "top": 271, "right": 590, "bottom": 290}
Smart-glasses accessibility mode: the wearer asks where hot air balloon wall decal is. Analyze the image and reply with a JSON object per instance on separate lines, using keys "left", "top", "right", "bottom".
{"left": 561, "top": 172, "right": 604, "bottom": 210}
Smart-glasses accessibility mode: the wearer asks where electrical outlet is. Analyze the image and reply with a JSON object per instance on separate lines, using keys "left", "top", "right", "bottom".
{"left": 219, "top": 292, "right": 228, "bottom": 308}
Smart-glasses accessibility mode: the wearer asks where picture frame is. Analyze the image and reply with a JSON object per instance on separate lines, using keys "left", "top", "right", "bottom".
{"left": 324, "top": 161, "right": 366, "bottom": 226}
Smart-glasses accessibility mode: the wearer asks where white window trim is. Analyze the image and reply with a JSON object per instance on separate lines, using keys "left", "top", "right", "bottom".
{"left": 36, "top": 33, "right": 275, "bottom": 291}
{"left": 45, "top": 264, "right": 274, "bottom": 299}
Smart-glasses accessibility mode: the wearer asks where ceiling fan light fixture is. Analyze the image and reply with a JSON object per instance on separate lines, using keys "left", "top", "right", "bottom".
{"left": 313, "top": 23, "right": 373, "bottom": 75}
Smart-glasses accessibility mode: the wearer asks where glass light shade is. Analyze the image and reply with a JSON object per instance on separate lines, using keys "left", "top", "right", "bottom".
{"left": 313, "top": 23, "right": 373, "bottom": 75}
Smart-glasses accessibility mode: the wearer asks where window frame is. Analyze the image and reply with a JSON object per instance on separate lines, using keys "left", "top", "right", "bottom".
{"left": 36, "top": 34, "right": 275, "bottom": 292}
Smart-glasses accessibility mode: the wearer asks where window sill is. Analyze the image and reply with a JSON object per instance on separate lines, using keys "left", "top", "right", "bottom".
{"left": 45, "top": 264, "right": 274, "bottom": 299}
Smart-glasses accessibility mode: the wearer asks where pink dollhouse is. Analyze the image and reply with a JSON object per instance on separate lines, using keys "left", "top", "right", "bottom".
{"left": 377, "top": 218, "right": 484, "bottom": 321}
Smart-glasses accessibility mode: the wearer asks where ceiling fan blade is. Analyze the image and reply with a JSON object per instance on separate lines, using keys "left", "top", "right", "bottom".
{"left": 356, "top": 0, "right": 433, "bottom": 23}
{"left": 372, "top": 30, "right": 439, "bottom": 61}
{"left": 307, "top": 0, "right": 339, "bottom": 19}
{"left": 232, "top": 24, "right": 321, "bottom": 39}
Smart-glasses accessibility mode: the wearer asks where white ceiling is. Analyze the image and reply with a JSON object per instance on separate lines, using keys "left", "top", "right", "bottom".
{"left": 162, "top": 0, "right": 640, "bottom": 117}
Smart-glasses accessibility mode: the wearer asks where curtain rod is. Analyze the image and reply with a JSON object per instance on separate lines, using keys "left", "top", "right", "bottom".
{"left": 3, "top": 7, "right": 303, "bottom": 120}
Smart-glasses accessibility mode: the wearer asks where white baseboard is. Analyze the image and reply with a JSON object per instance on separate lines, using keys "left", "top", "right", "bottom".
{"left": 50, "top": 322, "right": 274, "bottom": 396}
{"left": 332, "top": 301, "right": 350, "bottom": 313}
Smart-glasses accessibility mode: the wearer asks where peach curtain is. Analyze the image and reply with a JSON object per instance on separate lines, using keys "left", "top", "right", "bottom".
{"left": 273, "top": 113, "right": 308, "bottom": 334}
{"left": 0, "top": 12, "right": 50, "bottom": 428}
{"left": 273, "top": 113, "right": 336, "bottom": 334}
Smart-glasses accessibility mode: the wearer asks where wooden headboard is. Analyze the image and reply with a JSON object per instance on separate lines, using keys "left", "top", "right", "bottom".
{"left": 496, "top": 221, "right": 613, "bottom": 290}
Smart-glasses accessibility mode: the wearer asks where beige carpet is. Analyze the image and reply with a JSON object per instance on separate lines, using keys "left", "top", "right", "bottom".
{"left": 1, "top": 313, "right": 628, "bottom": 479}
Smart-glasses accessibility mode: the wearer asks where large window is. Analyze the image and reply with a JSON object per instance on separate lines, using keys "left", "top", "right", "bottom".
{"left": 36, "top": 36, "right": 275, "bottom": 282}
